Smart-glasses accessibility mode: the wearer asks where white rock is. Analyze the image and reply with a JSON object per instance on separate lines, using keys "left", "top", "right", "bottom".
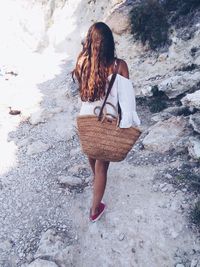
{"left": 176, "top": 264, "right": 185, "bottom": 267}
{"left": 29, "top": 110, "right": 44, "bottom": 125}
{"left": 141, "top": 85, "right": 153, "bottom": 97}
{"left": 29, "top": 107, "right": 63, "bottom": 125}
{"left": 188, "top": 137, "right": 200, "bottom": 160}
{"left": 27, "top": 141, "right": 51, "bottom": 155}
{"left": 58, "top": 175, "right": 82, "bottom": 186}
{"left": 161, "top": 184, "right": 174, "bottom": 193}
{"left": 165, "top": 173, "right": 173, "bottom": 179}
{"left": 118, "top": 233, "right": 125, "bottom": 241}
{"left": 189, "top": 113, "right": 200, "bottom": 134}
{"left": 190, "top": 258, "right": 199, "bottom": 267}
{"left": 158, "top": 72, "right": 200, "bottom": 99}
{"left": 151, "top": 113, "right": 170, "bottom": 122}
{"left": 105, "top": 3, "right": 131, "bottom": 35}
{"left": 0, "top": 239, "right": 13, "bottom": 251}
{"left": 28, "top": 259, "right": 58, "bottom": 267}
{"left": 35, "top": 229, "right": 74, "bottom": 266}
{"left": 46, "top": 111, "right": 74, "bottom": 141}
{"left": 143, "top": 117, "right": 188, "bottom": 153}
{"left": 36, "top": 230, "right": 64, "bottom": 258}
{"left": 170, "top": 230, "right": 179, "bottom": 239}
{"left": 152, "top": 184, "right": 159, "bottom": 192}
{"left": 85, "top": 176, "right": 93, "bottom": 184}
{"left": 181, "top": 90, "right": 200, "bottom": 110}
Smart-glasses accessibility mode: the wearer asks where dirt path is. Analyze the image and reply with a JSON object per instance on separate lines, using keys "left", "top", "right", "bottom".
{"left": 70, "top": 161, "right": 200, "bottom": 267}
{"left": 0, "top": 55, "right": 199, "bottom": 267}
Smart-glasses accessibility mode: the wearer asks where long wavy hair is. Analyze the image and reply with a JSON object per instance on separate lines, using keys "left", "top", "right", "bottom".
{"left": 73, "top": 22, "right": 115, "bottom": 102}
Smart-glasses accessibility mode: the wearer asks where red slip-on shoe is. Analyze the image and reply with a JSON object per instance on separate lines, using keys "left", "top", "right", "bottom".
{"left": 90, "top": 202, "right": 106, "bottom": 222}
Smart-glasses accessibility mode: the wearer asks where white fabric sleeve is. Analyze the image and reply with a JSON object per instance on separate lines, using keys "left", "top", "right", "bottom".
{"left": 117, "top": 76, "right": 141, "bottom": 128}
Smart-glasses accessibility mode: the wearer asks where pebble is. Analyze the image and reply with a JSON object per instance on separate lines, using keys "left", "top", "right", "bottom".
{"left": 19, "top": 252, "right": 25, "bottom": 258}
{"left": 27, "top": 141, "right": 51, "bottom": 155}
{"left": 165, "top": 173, "right": 173, "bottom": 179}
{"left": 85, "top": 176, "right": 93, "bottom": 184}
{"left": 57, "top": 175, "right": 83, "bottom": 186}
{"left": 182, "top": 188, "right": 187, "bottom": 192}
{"left": 160, "top": 183, "right": 167, "bottom": 189}
{"left": 170, "top": 229, "right": 179, "bottom": 239}
{"left": 190, "top": 259, "right": 199, "bottom": 267}
{"left": 118, "top": 233, "right": 125, "bottom": 241}
{"left": 161, "top": 184, "right": 174, "bottom": 193}
{"left": 131, "top": 248, "right": 136, "bottom": 253}
{"left": 152, "top": 184, "right": 159, "bottom": 192}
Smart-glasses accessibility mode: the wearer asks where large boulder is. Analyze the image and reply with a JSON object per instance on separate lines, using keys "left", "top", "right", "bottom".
{"left": 158, "top": 72, "right": 200, "bottom": 99}
{"left": 105, "top": 1, "right": 135, "bottom": 34}
{"left": 181, "top": 90, "right": 200, "bottom": 110}
{"left": 143, "top": 116, "right": 188, "bottom": 153}
{"left": 189, "top": 112, "right": 200, "bottom": 134}
{"left": 187, "top": 137, "right": 200, "bottom": 160}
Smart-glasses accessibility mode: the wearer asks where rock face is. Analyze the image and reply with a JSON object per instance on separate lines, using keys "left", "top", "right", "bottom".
{"left": 181, "top": 90, "right": 200, "bottom": 110}
{"left": 158, "top": 72, "right": 200, "bottom": 99}
{"left": 189, "top": 113, "right": 200, "bottom": 134}
{"left": 105, "top": 1, "right": 133, "bottom": 34}
{"left": 143, "top": 116, "right": 188, "bottom": 153}
{"left": 188, "top": 137, "right": 200, "bottom": 160}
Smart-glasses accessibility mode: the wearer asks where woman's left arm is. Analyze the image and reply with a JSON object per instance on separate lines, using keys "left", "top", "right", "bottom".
{"left": 118, "top": 59, "right": 129, "bottom": 79}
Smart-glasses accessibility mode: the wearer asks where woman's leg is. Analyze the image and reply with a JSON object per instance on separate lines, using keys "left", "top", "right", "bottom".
{"left": 88, "top": 157, "right": 96, "bottom": 176}
{"left": 91, "top": 160, "right": 110, "bottom": 215}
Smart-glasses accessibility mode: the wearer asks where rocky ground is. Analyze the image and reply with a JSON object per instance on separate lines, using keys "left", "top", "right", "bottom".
{"left": 0, "top": 51, "right": 200, "bottom": 267}
{"left": 1, "top": 1, "right": 200, "bottom": 266}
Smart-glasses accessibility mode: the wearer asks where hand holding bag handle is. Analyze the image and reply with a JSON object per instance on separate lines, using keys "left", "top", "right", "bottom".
{"left": 94, "top": 102, "right": 120, "bottom": 127}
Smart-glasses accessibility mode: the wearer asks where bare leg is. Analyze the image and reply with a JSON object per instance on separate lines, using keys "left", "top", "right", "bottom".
{"left": 91, "top": 160, "right": 110, "bottom": 215}
{"left": 88, "top": 157, "right": 96, "bottom": 175}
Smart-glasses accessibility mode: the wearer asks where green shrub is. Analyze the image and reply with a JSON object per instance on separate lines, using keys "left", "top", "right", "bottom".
{"left": 130, "top": 0, "right": 169, "bottom": 50}
{"left": 146, "top": 85, "right": 168, "bottom": 113}
{"left": 148, "top": 100, "right": 167, "bottom": 113}
{"left": 130, "top": 0, "right": 200, "bottom": 49}
{"left": 164, "top": 0, "right": 200, "bottom": 17}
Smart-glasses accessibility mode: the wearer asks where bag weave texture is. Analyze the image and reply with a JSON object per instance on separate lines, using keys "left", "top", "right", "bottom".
{"left": 77, "top": 115, "right": 141, "bottom": 162}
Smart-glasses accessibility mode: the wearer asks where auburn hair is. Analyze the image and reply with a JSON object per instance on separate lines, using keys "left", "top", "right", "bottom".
{"left": 73, "top": 22, "right": 116, "bottom": 102}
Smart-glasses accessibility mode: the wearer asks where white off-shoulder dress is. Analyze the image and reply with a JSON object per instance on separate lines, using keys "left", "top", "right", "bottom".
{"left": 79, "top": 73, "right": 141, "bottom": 128}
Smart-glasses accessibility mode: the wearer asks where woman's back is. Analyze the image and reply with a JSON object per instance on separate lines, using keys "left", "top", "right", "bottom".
{"left": 79, "top": 59, "right": 140, "bottom": 128}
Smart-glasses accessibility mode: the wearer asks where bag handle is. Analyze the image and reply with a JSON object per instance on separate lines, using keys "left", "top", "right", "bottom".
{"left": 94, "top": 102, "right": 118, "bottom": 118}
{"left": 98, "top": 59, "right": 119, "bottom": 121}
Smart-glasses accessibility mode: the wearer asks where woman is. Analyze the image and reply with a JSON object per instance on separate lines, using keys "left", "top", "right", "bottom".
{"left": 73, "top": 22, "right": 140, "bottom": 222}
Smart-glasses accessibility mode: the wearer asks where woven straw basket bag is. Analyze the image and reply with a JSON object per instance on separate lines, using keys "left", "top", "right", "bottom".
{"left": 77, "top": 73, "right": 142, "bottom": 162}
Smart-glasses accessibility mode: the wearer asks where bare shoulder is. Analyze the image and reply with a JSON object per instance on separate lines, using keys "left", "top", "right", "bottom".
{"left": 117, "top": 58, "right": 129, "bottom": 79}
